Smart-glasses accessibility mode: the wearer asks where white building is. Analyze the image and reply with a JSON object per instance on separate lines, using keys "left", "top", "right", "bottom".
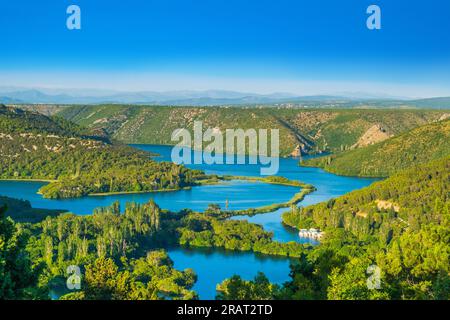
{"left": 299, "top": 228, "right": 324, "bottom": 240}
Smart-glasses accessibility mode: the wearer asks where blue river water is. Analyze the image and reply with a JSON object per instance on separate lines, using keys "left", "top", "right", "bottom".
{"left": 0, "top": 144, "right": 377, "bottom": 299}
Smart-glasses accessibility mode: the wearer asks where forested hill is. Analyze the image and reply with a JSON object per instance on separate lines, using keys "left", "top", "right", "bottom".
{"left": 56, "top": 105, "right": 448, "bottom": 157}
{"left": 0, "top": 104, "right": 84, "bottom": 136}
{"left": 0, "top": 105, "right": 203, "bottom": 200}
{"left": 279, "top": 156, "right": 449, "bottom": 299}
{"left": 303, "top": 119, "right": 450, "bottom": 177}
{"left": 284, "top": 156, "right": 449, "bottom": 239}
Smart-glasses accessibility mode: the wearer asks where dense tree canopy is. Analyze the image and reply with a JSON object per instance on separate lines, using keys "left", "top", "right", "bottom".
{"left": 279, "top": 157, "right": 450, "bottom": 300}
{"left": 0, "top": 105, "right": 205, "bottom": 199}
{"left": 303, "top": 119, "right": 450, "bottom": 177}
{"left": 0, "top": 206, "right": 45, "bottom": 299}
{"left": 1, "top": 104, "right": 449, "bottom": 300}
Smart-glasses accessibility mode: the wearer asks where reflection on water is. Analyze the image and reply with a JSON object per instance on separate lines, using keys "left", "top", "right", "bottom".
{"left": 136, "top": 145, "right": 377, "bottom": 241}
{"left": 168, "top": 247, "right": 292, "bottom": 300}
{"left": 0, "top": 180, "right": 299, "bottom": 215}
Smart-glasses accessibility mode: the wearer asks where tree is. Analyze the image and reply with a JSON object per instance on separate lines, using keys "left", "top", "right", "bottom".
{"left": 327, "top": 257, "right": 390, "bottom": 300}
{"left": 216, "top": 272, "right": 278, "bottom": 300}
{"left": 0, "top": 205, "right": 43, "bottom": 299}
{"left": 84, "top": 257, "right": 119, "bottom": 300}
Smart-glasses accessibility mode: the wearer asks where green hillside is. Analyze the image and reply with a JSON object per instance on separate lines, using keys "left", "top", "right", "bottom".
{"left": 279, "top": 157, "right": 449, "bottom": 300}
{"left": 57, "top": 105, "right": 448, "bottom": 156}
{"left": 0, "top": 105, "right": 203, "bottom": 199}
{"left": 0, "top": 104, "right": 84, "bottom": 136}
{"left": 284, "top": 156, "right": 449, "bottom": 239}
{"left": 303, "top": 119, "right": 450, "bottom": 177}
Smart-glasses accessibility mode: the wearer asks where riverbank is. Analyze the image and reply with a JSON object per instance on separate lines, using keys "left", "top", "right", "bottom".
{"left": 300, "top": 160, "right": 387, "bottom": 178}
{"left": 215, "top": 182, "right": 316, "bottom": 218}
{"left": 89, "top": 186, "right": 192, "bottom": 196}
{"left": 0, "top": 178, "right": 57, "bottom": 183}
{"left": 0, "top": 144, "right": 379, "bottom": 300}
{"left": 222, "top": 175, "right": 309, "bottom": 187}
{"left": 74, "top": 175, "right": 316, "bottom": 218}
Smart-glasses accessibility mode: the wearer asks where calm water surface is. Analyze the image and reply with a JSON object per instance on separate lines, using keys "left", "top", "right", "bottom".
{"left": 0, "top": 145, "right": 377, "bottom": 299}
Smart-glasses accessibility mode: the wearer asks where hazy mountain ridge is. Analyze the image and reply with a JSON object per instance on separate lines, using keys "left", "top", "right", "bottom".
{"left": 0, "top": 88, "right": 320, "bottom": 105}
{"left": 2, "top": 87, "right": 450, "bottom": 108}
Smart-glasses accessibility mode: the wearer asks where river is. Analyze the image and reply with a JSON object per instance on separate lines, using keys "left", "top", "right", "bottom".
{"left": 0, "top": 145, "right": 377, "bottom": 299}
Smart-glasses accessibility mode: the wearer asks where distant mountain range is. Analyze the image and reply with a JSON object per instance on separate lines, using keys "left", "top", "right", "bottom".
{"left": 1, "top": 87, "right": 450, "bottom": 108}
{"left": 0, "top": 88, "right": 340, "bottom": 105}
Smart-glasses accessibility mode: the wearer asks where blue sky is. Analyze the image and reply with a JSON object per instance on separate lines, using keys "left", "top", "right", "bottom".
{"left": 1, "top": 0, "right": 450, "bottom": 97}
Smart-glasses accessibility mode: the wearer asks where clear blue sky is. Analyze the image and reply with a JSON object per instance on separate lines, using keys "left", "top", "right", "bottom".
{"left": 1, "top": 0, "right": 449, "bottom": 97}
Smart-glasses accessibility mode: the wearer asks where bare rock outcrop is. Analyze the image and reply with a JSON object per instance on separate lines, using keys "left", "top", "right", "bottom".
{"left": 351, "top": 124, "right": 392, "bottom": 149}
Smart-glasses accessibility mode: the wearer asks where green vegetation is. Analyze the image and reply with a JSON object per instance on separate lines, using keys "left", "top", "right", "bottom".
{"left": 57, "top": 105, "right": 448, "bottom": 156}
{"left": 0, "top": 105, "right": 204, "bottom": 199}
{"left": 222, "top": 187, "right": 315, "bottom": 218}
{"left": 22, "top": 200, "right": 198, "bottom": 300}
{"left": 215, "top": 176, "right": 316, "bottom": 217}
{"left": 223, "top": 175, "right": 307, "bottom": 187}
{"left": 0, "top": 104, "right": 85, "bottom": 136}
{"left": 284, "top": 157, "right": 449, "bottom": 240}
{"left": 216, "top": 272, "right": 280, "bottom": 300}
{"left": 175, "top": 209, "right": 309, "bottom": 258}
{"left": 280, "top": 157, "right": 449, "bottom": 299}
{"left": 1, "top": 103, "right": 449, "bottom": 300}
{"left": 1, "top": 156, "right": 448, "bottom": 300}
{"left": 303, "top": 119, "right": 450, "bottom": 177}
{"left": 0, "top": 205, "right": 46, "bottom": 299}
{"left": 34, "top": 147, "right": 201, "bottom": 199}
{"left": 219, "top": 157, "right": 449, "bottom": 300}
{"left": 0, "top": 197, "right": 311, "bottom": 300}
{"left": 0, "top": 196, "right": 63, "bottom": 223}
{"left": 59, "top": 252, "right": 197, "bottom": 300}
